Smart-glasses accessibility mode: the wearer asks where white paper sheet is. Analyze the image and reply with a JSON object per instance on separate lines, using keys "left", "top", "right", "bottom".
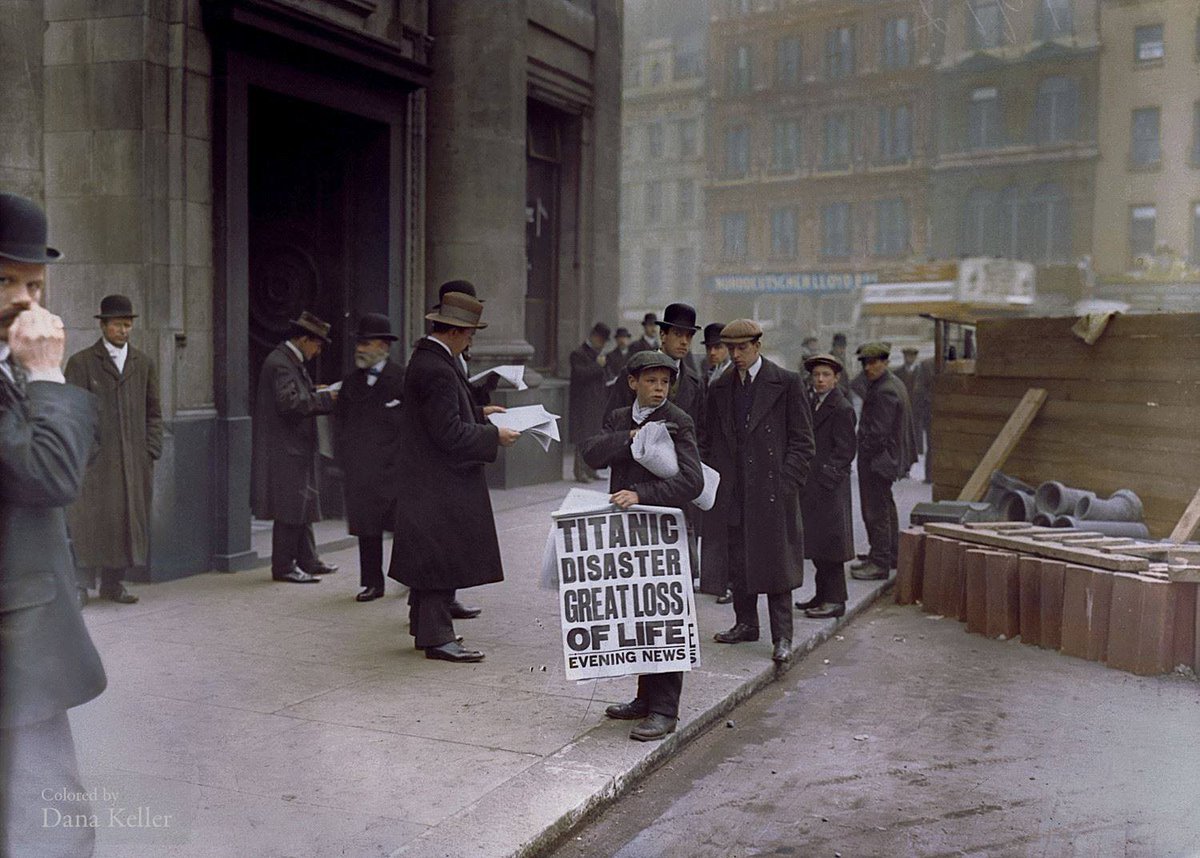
{"left": 468, "top": 364, "right": 528, "bottom": 391}
{"left": 487, "top": 404, "right": 561, "bottom": 451}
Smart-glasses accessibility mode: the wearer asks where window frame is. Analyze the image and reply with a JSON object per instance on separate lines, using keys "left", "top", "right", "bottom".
{"left": 1129, "top": 204, "right": 1157, "bottom": 260}
{"left": 821, "top": 202, "right": 853, "bottom": 257}
{"left": 1131, "top": 106, "right": 1162, "bottom": 167}
{"left": 882, "top": 16, "right": 912, "bottom": 70}
{"left": 722, "top": 212, "right": 749, "bottom": 261}
{"left": 1134, "top": 24, "right": 1165, "bottom": 63}
{"left": 770, "top": 206, "right": 800, "bottom": 259}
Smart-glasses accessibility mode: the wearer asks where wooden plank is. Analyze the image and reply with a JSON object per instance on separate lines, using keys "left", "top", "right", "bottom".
{"left": 935, "top": 373, "right": 1200, "bottom": 408}
{"left": 923, "top": 523, "right": 1150, "bottom": 572}
{"left": 1168, "top": 488, "right": 1200, "bottom": 544}
{"left": 956, "top": 388, "right": 1048, "bottom": 503}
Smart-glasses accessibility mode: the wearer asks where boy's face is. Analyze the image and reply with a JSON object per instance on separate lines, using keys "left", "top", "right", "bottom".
{"left": 628, "top": 366, "right": 672, "bottom": 408}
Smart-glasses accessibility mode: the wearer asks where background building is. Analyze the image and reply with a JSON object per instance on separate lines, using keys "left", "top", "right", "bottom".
{"left": 0, "top": 0, "right": 621, "bottom": 578}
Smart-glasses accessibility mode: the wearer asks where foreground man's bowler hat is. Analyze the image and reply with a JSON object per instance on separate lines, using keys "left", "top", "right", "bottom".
{"left": 425, "top": 291, "right": 488, "bottom": 329}
{"left": 289, "top": 310, "right": 333, "bottom": 343}
{"left": 659, "top": 302, "right": 700, "bottom": 333}
{"left": 626, "top": 350, "right": 678, "bottom": 378}
{"left": 0, "top": 192, "right": 62, "bottom": 263}
{"left": 95, "top": 294, "right": 137, "bottom": 319}
{"left": 804, "top": 352, "right": 844, "bottom": 374}
{"left": 354, "top": 313, "right": 398, "bottom": 342}
{"left": 720, "top": 319, "right": 764, "bottom": 345}
{"left": 702, "top": 322, "right": 726, "bottom": 347}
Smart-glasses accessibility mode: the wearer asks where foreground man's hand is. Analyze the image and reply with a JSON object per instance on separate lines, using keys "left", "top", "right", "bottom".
{"left": 8, "top": 304, "right": 65, "bottom": 372}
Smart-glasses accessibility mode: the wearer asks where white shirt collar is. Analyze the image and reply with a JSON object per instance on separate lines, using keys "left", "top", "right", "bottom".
{"left": 739, "top": 356, "right": 763, "bottom": 382}
{"left": 426, "top": 335, "right": 455, "bottom": 359}
{"left": 284, "top": 340, "right": 305, "bottom": 362}
{"left": 0, "top": 343, "right": 9, "bottom": 364}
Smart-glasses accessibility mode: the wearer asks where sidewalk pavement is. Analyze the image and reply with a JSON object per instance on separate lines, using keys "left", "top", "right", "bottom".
{"left": 74, "top": 460, "right": 930, "bottom": 858}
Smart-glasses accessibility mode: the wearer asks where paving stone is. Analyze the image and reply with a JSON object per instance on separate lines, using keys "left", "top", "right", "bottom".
{"left": 895, "top": 527, "right": 925, "bottom": 605}
{"left": 963, "top": 549, "right": 989, "bottom": 635}
{"left": 1061, "top": 565, "right": 1114, "bottom": 663}
{"left": 1038, "top": 560, "right": 1067, "bottom": 651}
{"left": 921, "top": 535, "right": 949, "bottom": 615}
{"left": 1170, "top": 582, "right": 1197, "bottom": 672}
{"left": 984, "top": 551, "right": 1020, "bottom": 640}
{"left": 1018, "top": 556, "right": 1043, "bottom": 647}
{"left": 1107, "top": 575, "right": 1176, "bottom": 676}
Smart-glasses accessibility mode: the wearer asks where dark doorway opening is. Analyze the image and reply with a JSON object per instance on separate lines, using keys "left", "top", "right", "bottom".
{"left": 526, "top": 101, "right": 569, "bottom": 373}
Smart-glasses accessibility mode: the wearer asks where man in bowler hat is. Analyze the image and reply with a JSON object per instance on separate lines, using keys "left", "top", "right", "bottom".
{"left": 700, "top": 321, "right": 731, "bottom": 393}
{"left": 333, "top": 313, "right": 405, "bottom": 602}
{"left": 251, "top": 310, "right": 340, "bottom": 584}
{"left": 0, "top": 191, "right": 107, "bottom": 856}
{"left": 65, "top": 294, "right": 163, "bottom": 604}
{"left": 628, "top": 312, "right": 659, "bottom": 356}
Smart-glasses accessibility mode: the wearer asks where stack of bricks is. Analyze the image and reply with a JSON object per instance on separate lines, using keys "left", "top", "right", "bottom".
{"left": 894, "top": 527, "right": 1199, "bottom": 677}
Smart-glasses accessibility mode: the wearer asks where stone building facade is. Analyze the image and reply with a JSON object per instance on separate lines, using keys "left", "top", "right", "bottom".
{"left": 1, "top": 0, "right": 620, "bottom": 578}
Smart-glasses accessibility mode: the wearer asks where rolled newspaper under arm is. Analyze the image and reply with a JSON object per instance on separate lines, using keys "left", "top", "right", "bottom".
{"left": 630, "top": 420, "right": 679, "bottom": 478}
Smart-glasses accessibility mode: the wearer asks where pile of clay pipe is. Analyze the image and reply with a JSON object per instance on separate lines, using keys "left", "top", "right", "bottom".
{"left": 984, "top": 471, "right": 1149, "bottom": 538}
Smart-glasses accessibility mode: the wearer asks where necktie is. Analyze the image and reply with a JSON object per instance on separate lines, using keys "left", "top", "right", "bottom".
{"left": 811, "top": 390, "right": 819, "bottom": 411}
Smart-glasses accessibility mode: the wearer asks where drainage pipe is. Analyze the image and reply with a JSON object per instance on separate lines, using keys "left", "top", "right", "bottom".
{"left": 1052, "top": 515, "right": 1150, "bottom": 539}
{"left": 1075, "top": 489, "right": 1143, "bottom": 522}
{"left": 1035, "top": 481, "right": 1096, "bottom": 516}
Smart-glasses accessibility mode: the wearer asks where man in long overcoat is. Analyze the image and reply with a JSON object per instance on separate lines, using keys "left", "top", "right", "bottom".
{"left": 388, "top": 292, "right": 520, "bottom": 663}
{"left": 795, "top": 353, "right": 857, "bottom": 619}
{"left": 568, "top": 322, "right": 610, "bottom": 482}
{"left": 65, "top": 294, "right": 163, "bottom": 604}
{"left": 333, "top": 313, "right": 405, "bottom": 603}
{"left": 251, "top": 310, "right": 338, "bottom": 584}
{"left": 703, "top": 320, "right": 815, "bottom": 664}
{"left": 0, "top": 192, "right": 107, "bottom": 856}
{"left": 851, "top": 342, "right": 918, "bottom": 581}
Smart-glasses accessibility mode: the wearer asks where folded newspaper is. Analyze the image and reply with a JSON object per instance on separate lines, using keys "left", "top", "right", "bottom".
{"left": 468, "top": 364, "right": 528, "bottom": 391}
{"left": 486, "top": 404, "right": 561, "bottom": 451}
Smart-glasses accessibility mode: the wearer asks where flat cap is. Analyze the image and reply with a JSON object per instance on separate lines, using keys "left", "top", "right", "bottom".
{"left": 720, "top": 319, "right": 763, "bottom": 344}
{"left": 858, "top": 341, "right": 891, "bottom": 361}
{"left": 902, "top": 346, "right": 920, "bottom": 355}
{"left": 804, "top": 352, "right": 844, "bottom": 374}
{"left": 625, "top": 350, "right": 678, "bottom": 376}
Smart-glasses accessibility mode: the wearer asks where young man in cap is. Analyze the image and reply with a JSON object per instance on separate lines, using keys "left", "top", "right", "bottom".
{"left": 578, "top": 350, "right": 703, "bottom": 741}
{"left": 700, "top": 321, "right": 731, "bottom": 394}
{"left": 251, "top": 310, "right": 339, "bottom": 584}
{"left": 628, "top": 312, "right": 660, "bottom": 356}
{"left": 64, "top": 294, "right": 163, "bottom": 604}
{"left": 796, "top": 353, "right": 857, "bottom": 618}
{"left": 703, "top": 320, "right": 815, "bottom": 663}
{"left": 389, "top": 292, "right": 520, "bottom": 662}
{"left": 568, "top": 322, "right": 612, "bottom": 482}
{"left": 333, "top": 313, "right": 405, "bottom": 602}
{"left": 851, "top": 342, "right": 918, "bottom": 581}
{"left": 0, "top": 191, "right": 107, "bottom": 856}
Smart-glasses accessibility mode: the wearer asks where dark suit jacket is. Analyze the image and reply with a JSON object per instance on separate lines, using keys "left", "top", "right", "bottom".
{"left": 800, "top": 386, "right": 856, "bottom": 562}
{"left": 250, "top": 343, "right": 335, "bottom": 524}
{"left": 332, "top": 358, "right": 406, "bottom": 536}
{"left": 1, "top": 376, "right": 106, "bottom": 728}
{"left": 858, "top": 369, "right": 918, "bottom": 482}
{"left": 568, "top": 341, "right": 608, "bottom": 444}
{"left": 389, "top": 339, "right": 503, "bottom": 591}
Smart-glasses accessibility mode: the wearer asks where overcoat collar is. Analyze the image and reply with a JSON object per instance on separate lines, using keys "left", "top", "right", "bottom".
{"left": 812, "top": 384, "right": 845, "bottom": 429}
{"left": 709, "top": 357, "right": 787, "bottom": 440}
{"left": 90, "top": 336, "right": 137, "bottom": 384}
{"left": 416, "top": 337, "right": 472, "bottom": 397}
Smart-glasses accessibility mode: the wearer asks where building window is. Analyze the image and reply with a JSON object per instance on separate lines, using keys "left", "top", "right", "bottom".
{"left": 675, "top": 49, "right": 702, "bottom": 80}
{"left": 725, "top": 125, "right": 751, "bottom": 177}
{"left": 645, "top": 181, "right": 662, "bottom": 224}
{"left": 1135, "top": 24, "right": 1164, "bottom": 62}
{"left": 821, "top": 203, "right": 852, "bottom": 257}
{"left": 968, "top": 87, "right": 1001, "bottom": 149}
{"left": 770, "top": 207, "right": 799, "bottom": 258}
{"left": 770, "top": 119, "right": 803, "bottom": 172}
{"left": 722, "top": 212, "right": 748, "bottom": 260}
{"left": 1035, "top": 0, "right": 1073, "bottom": 40}
{"left": 677, "top": 119, "right": 698, "bottom": 158}
{"left": 650, "top": 61, "right": 664, "bottom": 86}
{"left": 647, "top": 122, "right": 664, "bottom": 159}
{"left": 882, "top": 17, "right": 912, "bottom": 69}
{"left": 1130, "top": 205, "right": 1156, "bottom": 260}
{"left": 675, "top": 247, "right": 696, "bottom": 291}
{"left": 961, "top": 188, "right": 995, "bottom": 256}
{"left": 822, "top": 112, "right": 851, "bottom": 169}
{"left": 875, "top": 199, "right": 909, "bottom": 256}
{"left": 1027, "top": 183, "right": 1070, "bottom": 262}
{"left": 878, "top": 104, "right": 913, "bottom": 162}
{"left": 1131, "top": 107, "right": 1161, "bottom": 167}
{"left": 728, "top": 45, "right": 752, "bottom": 94}
{"left": 969, "top": 0, "right": 1006, "bottom": 50}
{"left": 825, "top": 26, "right": 854, "bottom": 79}
{"left": 1033, "top": 76, "right": 1078, "bottom": 144}
{"left": 998, "top": 186, "right": 1021, "bottom": 258}
{"left": 776, "top": 37, "right": 803, "bottom": 87}
{"left": 1191, "top": 202, "right": 1200, "bottom": 265}
{"left": 643, "top": 248, "right": 663, "bottom": 294}
{"left": 677, "top": 180, "right": 695, "bottom": 221}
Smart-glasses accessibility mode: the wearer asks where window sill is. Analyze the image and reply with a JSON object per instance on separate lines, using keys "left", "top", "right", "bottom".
{"left": 1133, "top": 57, "right": 1165, "bottom": 70}
{"left": 1127, "top": 159, "right": 1162, "bottom": 173}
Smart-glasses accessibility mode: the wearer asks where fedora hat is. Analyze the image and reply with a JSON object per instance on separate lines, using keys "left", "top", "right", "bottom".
{"left": 289, "top": 310, "right": 333, "bottom": 343}
{"left": 354, "top": 312, "right": 398, "bottom": 342}
{"left": 659, "top": 302, "right": 700, "bottom": 333}
{"left": 95, "top": 294, "right": 137, "bottom": 319}
{"left": 702, "top": 322, "right": 726, "bottom": 347}
{"left": 0, "top": 192, "right": 62, "bottom": 264}
{"left": 425, "top": 291, "right": 487, "bottom": 329}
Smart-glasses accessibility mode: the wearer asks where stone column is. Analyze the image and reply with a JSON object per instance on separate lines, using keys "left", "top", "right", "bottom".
{"left": 588, "top": 0, "right": 623, "bottom": 329}
{"left": 424, "top": 0, "right": 532, "bottom": 366}
{"left": 0, "top": 2, "right": 44, "bottom": 198}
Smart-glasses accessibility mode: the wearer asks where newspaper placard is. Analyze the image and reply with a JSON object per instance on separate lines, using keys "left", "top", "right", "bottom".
{"left": 553, "top": 504, "right": 700, "bottom": 680}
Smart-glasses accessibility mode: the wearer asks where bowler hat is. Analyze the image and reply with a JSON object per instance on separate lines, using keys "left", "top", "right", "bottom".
{"left": 289, "top": 310, "right": 333, "bottom": 343}
{"left": 659, "top": 302, "right": 700, "bottom": 333}
{"left": 437, "top": 279, "right": 484, "bottom": 303}
{"left": 858, "top": 341, "right": 891, "bottom": 361}
{"left": 804, "top": 352, "right": 844, "bottom": 374}
{"left": 590, "top": 322, "right": 611, "bottom": 340}
{"left": 641, "top": 312, "right": 657, "bottom": 325}
{"left": 626, "top": 350, "right": 677, "bottom": 378}
{"left": 702, "top": 322, "right": 726, "bottom": 347}
{"left": 354, "top": 312, "right": 398, "bottom": 342}
{"left": 424, "top": 291, "right": 487, "bottom": 329}
{"left": 95, "top": 294, "right": 137, "bottom": 319}
{"left": 720, "top": 319, "right": 763, "bottom": 344}
{"left": 831, "top": 333, "right": 847, "bottom": 347}
{"left": 614, "top": 327, "right": 631, "bottom": 338}
{"left": 0, "top": 192, "right": 62, "bottom": 263}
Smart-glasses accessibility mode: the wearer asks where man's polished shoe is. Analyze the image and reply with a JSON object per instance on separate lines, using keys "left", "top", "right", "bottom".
{"left": 715, "top": 589, "right": 734, "bottom": 604}
{"left": 605, "top": 699, "right": 650, "bottom": 721}
{"left": 630, "top": 712, "right": 677, "bottom": 742}
{"left": 273, "top": 568, "right": 320, "bottom": 583}
{"left": 424, "top": 640, "right": 484, "bottom": 663}
{"left": 449, "top": 601, "right": 482, "bottom": 620}
{"left": 805, "top": 602, "right": 846, "bottom": 619}
{"left": 356, "top": 587, "right": 385, "bottom": 602}
{"left": 794, "top": 595, "right": 820, "bottom": 611}
{"left": 850, "top": 563, "right": 890, "bottom": 581}
{"left": 310, "top": 563, "right": 338, "bottom": 576}
{"left": 713, "top": 623, "right": 760, "bottom": 644}
{"left": 413, "top": 635, "right": 463, "bottom": 650}
{"left": 99, "top": 585, "right": 138, "bottom": 604}
{"left": 772, "top": 639, "right": 792, "bottom": 663}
